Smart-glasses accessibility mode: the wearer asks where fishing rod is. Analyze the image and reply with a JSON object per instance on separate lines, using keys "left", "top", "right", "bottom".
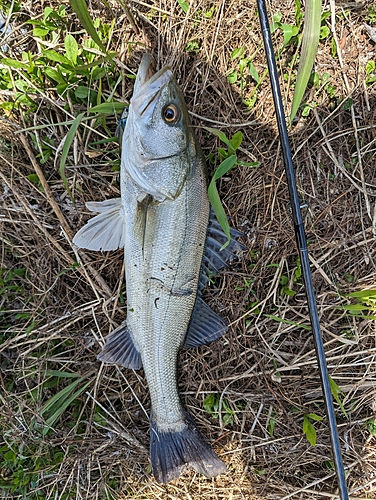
{"left": 255, "top": 1, "right": 349, "bottom": 499}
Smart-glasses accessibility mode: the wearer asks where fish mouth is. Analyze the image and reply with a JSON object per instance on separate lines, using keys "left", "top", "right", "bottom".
{"left": 131, "top": 54, "right": 172, "bottom": 120}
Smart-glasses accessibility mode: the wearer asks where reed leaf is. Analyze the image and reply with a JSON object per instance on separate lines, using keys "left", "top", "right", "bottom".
{"left": 69, "top": 0, "right": 105, "bottom": 51}
{"left": 290, "top": 0, "right": 322, "bottom": 121}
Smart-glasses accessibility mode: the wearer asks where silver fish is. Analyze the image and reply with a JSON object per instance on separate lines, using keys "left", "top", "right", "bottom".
{"left": 73, "top": 54, "right": 240, "bottom": 483}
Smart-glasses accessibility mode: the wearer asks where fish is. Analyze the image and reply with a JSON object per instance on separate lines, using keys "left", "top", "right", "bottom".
{"left": 73, "top": 54, "right": 241, "bottom": 483}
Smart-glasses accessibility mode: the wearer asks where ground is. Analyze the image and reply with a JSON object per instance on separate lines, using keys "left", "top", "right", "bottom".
{"left": 1, "top": 0, "right": 376, "bottom": 498}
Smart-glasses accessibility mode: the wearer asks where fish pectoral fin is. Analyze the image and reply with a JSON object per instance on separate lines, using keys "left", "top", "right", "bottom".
{"left": 185, "top": 297, "right": 228, "bottom": 348}
{"left": 73, "top": 197, "right": 125, "bottom": 251}
{"left": 150, "top": 410, "right": 227, "bottom": 484}
{"left": 133, "top": 194, "right": 151, "bottom": 250}
{"left": 97, "top": 321, "right": 142, "bottom": 370}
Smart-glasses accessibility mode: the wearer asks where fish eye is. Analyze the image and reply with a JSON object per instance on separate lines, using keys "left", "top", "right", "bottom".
{"left": 162, "top": 104, "right": 180, "bottom": 124}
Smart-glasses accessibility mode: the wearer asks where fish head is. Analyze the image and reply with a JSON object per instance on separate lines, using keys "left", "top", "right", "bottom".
{"left": 122, "top": 54, "right": 197, "bottom": 202}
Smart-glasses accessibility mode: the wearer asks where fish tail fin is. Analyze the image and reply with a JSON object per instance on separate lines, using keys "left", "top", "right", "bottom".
{"left": 150, "top": 410, "right": 227, "bottom": 484}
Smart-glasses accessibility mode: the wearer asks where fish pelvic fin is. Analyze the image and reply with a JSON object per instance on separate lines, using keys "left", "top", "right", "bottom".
{"left": 97, "top": 321, "right": 142, "bottom": 370}
{"left": 150, "top": 410, "right": 227, "bottom": 484}
{"left": 185, "top": 297, "right": 227, "bottom": 348}
{"left": 73, "top": 197, "right": 125, "bottom": 251}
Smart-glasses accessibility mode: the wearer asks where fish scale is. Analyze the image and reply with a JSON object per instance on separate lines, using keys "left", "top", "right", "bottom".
{"left": 124, "top": 162, "right": 208, "bottom": 429}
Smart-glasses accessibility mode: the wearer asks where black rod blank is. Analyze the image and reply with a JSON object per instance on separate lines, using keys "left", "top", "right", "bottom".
{"left": 255, "top": 1, "right": 349, "bottom": 499}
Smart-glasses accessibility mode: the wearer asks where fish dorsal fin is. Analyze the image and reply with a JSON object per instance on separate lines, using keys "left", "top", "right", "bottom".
{"left": 73, "top": 198, "right": 125, "bottom": 251}
{"left": 199, "top": 210, "right": 244, "bottom": 290}
{"left": 97, "top": 321, "right": 142, "bottom": 370}
{"left": 185, "top": 297, "right": 227, "bottom": 348}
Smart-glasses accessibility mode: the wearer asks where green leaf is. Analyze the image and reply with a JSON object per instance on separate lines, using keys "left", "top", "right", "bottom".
{"left": 1, "top": 57, "right": 27, "bottom": 69}
{"left": 207, "top": 155, "right": 237, "bottom": 250}
{"left": 366, "top": 60, "right": 375, "bottom": 75}
{"left": 203, "top": 126, "right": 234, "bottom": 152}
{"left": 343, "top": 98, "right": 353, "bottom": 111}
{"left": 203, "top": 394, "right": 216, "bottom": 414}
{"left": 346, "top": 289, "right": 376, "bottom": 299}
{"left": 177, "top": 0, "right": 189, "bottom": 13}
{"left": 218, "top": 147, "right": 229, "bottom": 159}
{"left": 33, "top": 27, "right": 50, "bottom": 37}
{"left": 280, "top": 275, "right": 288, "bottom": 285}
{"left": 75, "top": 85, "right": 89, "bottom": 99}
{"left": 69, "top": 0, "right": 105, "bottom": 51}
{"left": 280, "top": 23, "right": 296, "bottom": 47}
{"left": 27, "top": 174, "right": 40, "bottom": 184}
{"left": 230, "top": 130, "right": 243, "bottom": 150}
{"left": 4, "top": 450, "right": 17, "bottom": 462}
{"left": 270, "top": 12, "right": 282, "bottom": 33}
{"left": 42, "top": 381, "right": 92, "bottom": 434}
{"left": 264, "top": 314, "right": 312, "bottom": 330}
{"left": 231, "top": 47, "right": 244, "bottom": 59}
{"left": 45, "top": 370, "right": 81, "bottom": 378}
{"left": 329, "top": 376, "right": 348, "bottom": 418}
{"left": 42, "top": 49, "right": 71, "bottom": 65}
{"left": 290, "top": 0, "right": 322, "bottom": 121}
{"left": 341, "top": 304, "right": 374, "bottom": 312}
{"left": 306, "top": 412, "right": 323, "bottom": 422}
{"left": 237, "top": 160, "right": 259, "bottom": 167}
{"left": 59, "top": 112, "right": 85, "bottom": 202}
{"left": 247, "top": 61, "right": 260, "bottom": 83}
{"left": 211, "top": 155, "right": 237, "bottom": 182}
{"left": 331, "top": 37, "right": 338, "bottom": 58}
{"left": 320, "top": 25, "right": 330, "bottom": 39}
{"left": 44, "top": 67, "right": 65, "bottom": 84}
{"left": 89, "top": 101, "right": 126, "bottom": 114}
{"left": 227, "top": 70, "right": 238, "bottom": 84}
{"left": 64, "top": 34, "right": 78, "bottom": 65}
{"left": 44, "top": 6, "right": 55, "bottom": 20}
{"left": 303, "top": 414, "right": 317, "bottom": 446}
{"left": 268, "top": 417, "right": 276, "bottom": 436}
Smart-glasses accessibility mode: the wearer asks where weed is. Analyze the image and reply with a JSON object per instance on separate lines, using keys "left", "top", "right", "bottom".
{"left": 204, "top": 127, "right": 258, "bottom": 247}
{"left": 264, "top": 314, "right": 311, "bottom": 330}
{"left": 176, "top": 0, "right": 189, "bottom": 14}
{"left": 203, "top": 393, "right": 235, "bottom": 426}
{"left": 329, "top": 376, "right": 348, "bottom": 418}
{"left": 365, "top": 5, "right": 376, "bottom": 24}
{"left": 301, "top": 71, "right": 338, "bottom": 115}
{"left": 279, "top": 257, "right": 301, "bottom": 296}
{"left": 185, "top": 40, "right": 200, "bottom": 53}
{"left": 280, "top": 274, "right": 296, "bottom": 297}
{"left": 268, "top": 414, "right": 276, "bottom": 436}
{"left": 366, "top": 419, "right": 376, "bottom": 436}
{"left": 235, "top": 276, "right": 255, "bottom": 292}
{"left": 35, "top": 370, "right": 96, "bottom": 435}
{"left": 1, "top": 5, "right": 120, "bottom": 114}
{"left": 365, "top": 60, "right": 376, "bottom": 86}
{"left": 270, "top": 12, "right": 300, "bottom": 49}
{"left": 0, "top": 267, "right": 26, "bottom": 302}
{"left": 303, "top": 413, "right": 323, "bottom": 446}
{"left": 227, "top": 47, "right": 260, "bottom": 90}
{"left": 340, "top": 289, "right": 376, "bottom": 320}
{"left": 0, "top": 440, "right": 64, "bottom": 498}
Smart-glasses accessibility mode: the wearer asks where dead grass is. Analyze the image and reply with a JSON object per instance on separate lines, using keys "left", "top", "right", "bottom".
{"left": 1, "top": 0, "right": 376, "bottom": 498}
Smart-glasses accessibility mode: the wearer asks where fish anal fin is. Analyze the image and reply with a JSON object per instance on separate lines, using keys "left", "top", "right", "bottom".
{"left": 73, "top": 197, "right": 125, "bottom": 251}
{"left": 97, "top": 321, "right": 142, "bottom": 370}
{"left": 150, "top": 410, "right": 227, "bottom": 484}
{"left": 185, "top": 297, "right": 227, "bottom": 348}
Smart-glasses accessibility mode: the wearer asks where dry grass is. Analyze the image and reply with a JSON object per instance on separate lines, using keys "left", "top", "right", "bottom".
{"left": 1, "top": 0, "right": 376, "bottom": 498}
